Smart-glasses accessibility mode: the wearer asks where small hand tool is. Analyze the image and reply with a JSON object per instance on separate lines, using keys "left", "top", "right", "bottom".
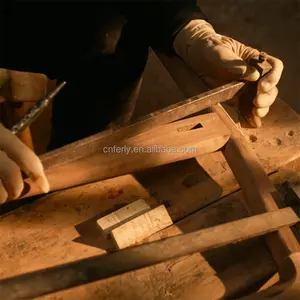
{"left": 11, "top": 81, "right": 66, "bottom": 135}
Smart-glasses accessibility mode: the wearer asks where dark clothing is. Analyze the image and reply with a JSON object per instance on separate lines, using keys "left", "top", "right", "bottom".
{"left": 1, "top": 1, "right": 206, "bottom": 149}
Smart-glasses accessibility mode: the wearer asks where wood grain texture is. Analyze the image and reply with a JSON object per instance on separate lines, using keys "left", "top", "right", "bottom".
{"left": 0, "top": 208, "right": 298, "bottom": 299}
{"left": 97, "top": 199, "right": 151, "bottom": 237}
{"left": 156, "top": 53, "right": 300, "bottom": 268}
{"left": 111, "top": 205, "right": 173, "bottom": 249}
{"left": 22, "top": 113, "right": 230, "bottom": 198}
{"left": 239, "top": 253, "right": 300, "bottom": 300}
{"left": 157, "top": 53, "right": 300, "bottom": 171}
{"left": 1, "top": 167, "right": 296, "bottom": 300}
{"left": 1, "top": 51, "right": 300, "bottom": 299}
{"left": 39, "top": 81, "right": 244, "bottom": 170}
{"left": 216, "top": 104, "right": 300, "bottom": 268}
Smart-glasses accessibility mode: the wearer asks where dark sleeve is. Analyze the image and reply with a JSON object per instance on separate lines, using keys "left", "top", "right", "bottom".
{"left": 120, "top": 1, "right": 207, "bottom": 53}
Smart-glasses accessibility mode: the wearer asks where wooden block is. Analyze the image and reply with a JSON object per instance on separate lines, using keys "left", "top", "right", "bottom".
{"left": 111, "top": 205, "right": 173, "bottom": 249}
{"left": 97, "top": 199, "right": 151, "bottom": 237}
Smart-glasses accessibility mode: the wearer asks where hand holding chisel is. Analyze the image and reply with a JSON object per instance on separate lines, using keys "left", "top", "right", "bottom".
{"left": 0, "top": 79, "right": 66, "bottom": 204}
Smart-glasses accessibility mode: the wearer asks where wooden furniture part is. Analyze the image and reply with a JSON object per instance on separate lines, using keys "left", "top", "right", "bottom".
{"left": 1, "top": 59, "right": 300, "bottom": 298}
{"left": 111, "top": 205, "right": 173, "bottom": 250}
{"left": 1, "top": 51, "right": 300, "bottom": 299}
{"left": 97, "top": 199, "right": 151, "bottom": 238}
{"left": 97, "top": 199, "right": 173, "bottom": 250}
{"left": 0, "top": 207, "right": 298, "bottom": 300}
{"left": 39, "top": 81, "right": 244, "bottom": 171}
{"left": 156, "top": 53, "right": 300, "bottom": 298}
{"left": 239, "top": 253, "right": 300, "bottom": 300}
{"left": 21, "top": 112, "right": 230, "bottom": 198}
{"left": 0, "top": 159, "right": 300, "bottom": 299}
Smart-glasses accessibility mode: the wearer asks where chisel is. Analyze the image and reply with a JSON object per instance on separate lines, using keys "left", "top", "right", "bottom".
{"left": 10, "top": 81, "right": 66, "bottom": 135}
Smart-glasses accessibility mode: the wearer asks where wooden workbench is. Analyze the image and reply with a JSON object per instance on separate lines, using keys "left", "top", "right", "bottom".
{"left": 1, "top": 53, "right": 300, "bottom": 299}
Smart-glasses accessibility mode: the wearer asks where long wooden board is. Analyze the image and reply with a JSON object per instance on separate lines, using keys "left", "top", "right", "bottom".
{"left": 0, "top": 174, "right": 278, "bottom": 300}
{"left": 1, "top": 152, "right": 300, "bottom": 300}
{"left": 22, "top": 113, "right": 230, "bottom": 198}
{"left": 39, "top": 82, "right": 244, "bottom": 170}
{"left": 1, "top": 208, "right": 298, "bottom": 299}
{"left": 1, "top": 158, "right": 300, "bottom": 299}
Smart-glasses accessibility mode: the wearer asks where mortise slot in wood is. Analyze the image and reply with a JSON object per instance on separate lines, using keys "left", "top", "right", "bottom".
{"left": 191, "top": 123, "right": 203, "bottom": 130}
{"left": 22, "top": 113, "right": 230, "bottom": 198}
{"left": 177, "top": 122, "right": 203, "bottom": 132}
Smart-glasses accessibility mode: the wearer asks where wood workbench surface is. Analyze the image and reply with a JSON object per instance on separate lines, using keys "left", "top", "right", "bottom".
{"left": 1, "top": 48, "right": 300, "bottom": 299}
{"left": 0, "top": 97, "right": 300, "bottom": 300}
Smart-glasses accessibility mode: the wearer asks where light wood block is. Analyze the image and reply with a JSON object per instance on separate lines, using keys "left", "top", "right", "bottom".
{"left": 97, "top": 199, "right": 151, "bottom": 237}
{"left": 111, "top": 205, "right": 173, "bottom": 249}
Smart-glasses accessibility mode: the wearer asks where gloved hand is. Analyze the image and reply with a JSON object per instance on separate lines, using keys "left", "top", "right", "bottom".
{"left": 173, "top": 20, "right": 283, "bottom": 120}
{"left": 0, "top": 123, "right": 49, "bottom": 203}
{"left": 0, "top": 69, "right": 49, "bottom": 204}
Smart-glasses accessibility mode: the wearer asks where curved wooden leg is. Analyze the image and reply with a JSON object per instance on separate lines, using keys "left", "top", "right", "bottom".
{"left": 240, "top": 253, "right": 300, "bottom": 299}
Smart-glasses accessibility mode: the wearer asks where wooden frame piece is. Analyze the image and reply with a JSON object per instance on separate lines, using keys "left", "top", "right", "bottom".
{"left": 22, "top": 113, "right": 230, "bottom": 198}
{"left": 156, "top": 53, "right": 300, "bottom": 299}
{"left": 39, "top": 81, "right": 244, "bottom": 170}
{"left": 2, "top": 53, "right": 299, "bottom": 299}
{"left": 0, "top": 208, "right": 298, "bottom": 299}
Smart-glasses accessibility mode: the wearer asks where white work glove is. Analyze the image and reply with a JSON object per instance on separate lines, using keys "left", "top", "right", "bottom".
{"left": 0, "top": 123, "right": 49, "bottom": 203}
{"left": 0, "top": 69, "right": 49, "bottom": 203}
{"left": 173, "top": 20, "right": 284, "bottom": 120}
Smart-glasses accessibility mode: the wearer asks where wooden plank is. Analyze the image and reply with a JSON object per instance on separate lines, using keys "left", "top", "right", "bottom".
{"left": 0, "top": 176, "right": 280, "bottom": 300}
{"left": 217, "top": 104, "right": 300, "bottom": 266}
{"left": 1, "top": 52, "right": 300, "bottom": 299}
{"left": 0, "top": 208, "right": 298, "bottom": 300}
{"left": 0, "top": 207, "right": 298, "bottom": 299}
{"left": 130, "top": 52, "right": 300, "bottom": 227}
{"left": 8, "top": 150, "right": 300, "bottom": 300}
{"left": 22, "top": 113, "right": 230, "bottom": 198}
{"left": 157, "top": 52, "right": 300, "bottom": 171}
{"left": 39, "top": 82, "right": 244, "bottom": 170}
{"left": 111, "top": 205, "right": 173, "bottom": 249}
{"left": 156, "top": 53, "right": 300, "bottom": 267}
{"left": 97, "top": 199, "right": 151, "bottom": 237}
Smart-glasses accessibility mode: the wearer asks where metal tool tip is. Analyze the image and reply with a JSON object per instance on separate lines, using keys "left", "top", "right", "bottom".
{"left": 49, "top": 81, "right": 67, "bottom": 98}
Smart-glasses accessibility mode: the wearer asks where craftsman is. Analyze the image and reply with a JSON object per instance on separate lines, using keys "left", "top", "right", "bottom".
{"left": 0, "top": 1, "right": 283, "bottom": 203}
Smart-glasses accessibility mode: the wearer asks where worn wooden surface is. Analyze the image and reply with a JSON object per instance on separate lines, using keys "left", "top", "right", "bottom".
{"left": 97, "top": 199, "right": 151, "bottom": 237}
{"left": 111, "top": 205, "right": 173, "bottom": 250}
{"left": 1, "top": 151, "right": 300, "bottom": 299}
{"left": 0, "top": 176, "right": 277, "bottom": 300}
{"left": 1, "top": 50, "right": 300, "bottom": 298}
{"left": 157, "top": 52, "right": 300, "bottom": 268}
{"left": 0, "top": 208, "right": 298, "bottom": 300}
{"left": 24, "top": 113, "right": 230, "bottom": 198}
{"left": 39, "top": 82, "right": 242, "bottom": 171}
